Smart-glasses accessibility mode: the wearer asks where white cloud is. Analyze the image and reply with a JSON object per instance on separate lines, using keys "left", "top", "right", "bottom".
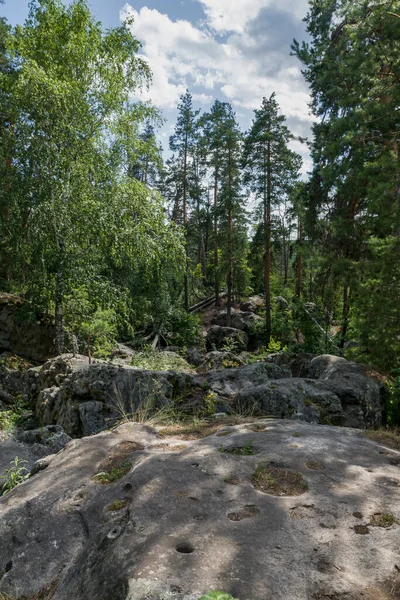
{"left": 120, "top": 3, "right": 313, "bottom": 135}
{"left": 196, "top": 0, "right": 309, "bottom": 33}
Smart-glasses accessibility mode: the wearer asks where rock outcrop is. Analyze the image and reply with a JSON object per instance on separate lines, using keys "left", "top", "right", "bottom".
{"left": 19, "top": 353, "right": 387, "bottom": 436}
{"left": 0, "top": 420, "right": 399, "bottom": 600}
{"left": 206, "top": 326, "right": 249, "bottom": 352}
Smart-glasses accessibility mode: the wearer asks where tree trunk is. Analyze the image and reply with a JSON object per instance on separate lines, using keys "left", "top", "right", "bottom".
{"left": 183, "top": 135, "right": 189, "bottom": 312}
{"left": 227, "top": 148, "right": 233, "bottom": 327}
{"left": 214, "top": 170, "right": 220, "bottom": 307}
{"left": 265, "top": 143, "right": 272, "bottom": 345}
{"left": 282, "top": 218, "right": 288, "bottom": 286}
{"left": 340, "top": 285, "right": 350, "bottom": 349}
{"left": 295, "top": 217, "right": 303, "bottom": 298}
{"left": 55, "top": 249, "right": 64, "bottom": 355}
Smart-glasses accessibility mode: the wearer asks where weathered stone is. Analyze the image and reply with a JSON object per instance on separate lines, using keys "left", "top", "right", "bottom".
{"left": 16, "top": 425, "right": 71, "bottom": 452}
{"left": 0, "top": 421, "right": 399, "bottom": 600}
{"left": 233, "top": 378, "right": 345, "bottom": 425}
{"left": 197, "top": 351, "right": 245, "bottom": 373}
{"left": 185, "top": 347, "right": 205, "bottom": 367}
{"left": 240, "top": 295, "right": 264, "bottom": 313}
{"left": 199, "top": 362, "right": 289, "bottom": 398}
{"left": 206, "top": 325, "right": 249, "bottom": 352}
{"left": 30, "top": 453, "right": 57, "bottom": 476}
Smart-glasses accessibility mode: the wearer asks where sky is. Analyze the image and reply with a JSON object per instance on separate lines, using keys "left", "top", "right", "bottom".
{"left": 1, "top": 0, "right": 313, "bottom": 174}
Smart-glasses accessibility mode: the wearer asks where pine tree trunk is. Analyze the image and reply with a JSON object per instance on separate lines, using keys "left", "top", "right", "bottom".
{"left": 295, "top": 217, "right": 303, "bottom": 298}
{"left": 340, "top": 286, "right": 350, "bottom": 349}
{"left": 183, "top": 136, "right": 189, "bottom": 312}
{"left": 227, "top": 148, "right": 233, "bottom": 327}
{"left": 282, "top": 220, "right": 288, "bottom": 286}
{"left": 264, "top": 143, "right": 272, "bottom": 345}
{"left": 214, "top": 170, "right": 220, "bottom": 307}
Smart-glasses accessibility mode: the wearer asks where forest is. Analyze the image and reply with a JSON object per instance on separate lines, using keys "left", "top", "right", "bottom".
{"left": 0, "top": 0, "right": 399, "bottom": 380}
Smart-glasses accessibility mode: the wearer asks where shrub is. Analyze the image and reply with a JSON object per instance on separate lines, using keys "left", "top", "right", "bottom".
{"left": 0, "top": 457, "right": 29, "bottom": 496}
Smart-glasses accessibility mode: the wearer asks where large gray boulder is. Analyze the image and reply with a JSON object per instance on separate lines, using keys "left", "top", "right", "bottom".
{"left": 197, "top": 362, "right": 290, "bottom": 398}
{"left": 0, "top": 421, "right": 399, "bottom": 600}
{"left": 31, "top": 356, "right": 205, "bottom": 437}
{"left": 234, "top": 378, "right": 345, "bottom": 425}
{"left": 206, "top": 326, "right": 249, "bottom": 352}
{"left": 197, "top": 351, "right": 246, "bottom": 373}
{"left": 241, "top": 354, "right": 386, "bottom": 429}
{"left": 240, "top": 295, "right": 264, "bottom": 313}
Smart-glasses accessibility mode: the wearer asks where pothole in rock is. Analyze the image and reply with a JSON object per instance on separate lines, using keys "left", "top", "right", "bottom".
{"left": 219, "top": 440, "right": 257, "bottom": 456}
{"left": 354, "top": 525, "right": 370, "bottom": 535}
{"left": 175, "top": 542, "right": 195, "bottom": 554}
{"left": 306, "top": 461, "right": 326, "bottom": 471}
{"left": 93, "top": 461, "right": 132, "bottom": 484}
{"left": 228, "top": 505, "right": 260, "bottom": 521}
{"left": 246, "top": 423, "right": 270, "bottom": 433}
{"left": 251, "top": 463, "right": 309, "bottom": 496}
{"left": 93, "top": 441, "right": 143, "bottom": 484}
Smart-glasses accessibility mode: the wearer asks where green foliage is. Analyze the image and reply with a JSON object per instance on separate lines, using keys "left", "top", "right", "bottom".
{"left": 203, "top": 391, "right": 218, "bottom": 416}
{"left": 386, "top": 375, "right": 400, "bottom": 427}
{"left": 0, "top": 395, "right": 30, "bottom": 434}
{"left": 0, "top": 457, "right": 29, "bottom": 495}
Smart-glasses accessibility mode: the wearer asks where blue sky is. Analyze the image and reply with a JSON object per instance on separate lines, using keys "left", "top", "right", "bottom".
{"left": 1, "top": 0, "right": 313, "bottom": 173}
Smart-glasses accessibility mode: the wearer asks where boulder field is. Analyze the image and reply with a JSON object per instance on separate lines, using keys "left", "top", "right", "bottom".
{"left": 1, "top": 420, "right": 399, "bottom": 600}
{"left": 12, "top": 352, "right": 387, "bottom": 439}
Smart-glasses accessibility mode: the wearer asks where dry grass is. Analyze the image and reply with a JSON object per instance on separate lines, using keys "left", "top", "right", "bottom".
{"left": 364, "top": 429, "right": 400, "bottom": 451}
{"left": 251, "top": 463, "right": 309, "bottom": 496}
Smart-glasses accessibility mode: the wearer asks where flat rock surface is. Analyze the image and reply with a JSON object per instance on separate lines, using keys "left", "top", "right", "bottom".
{"left": 1, "top": 420, "right": 400, "bottom": 600}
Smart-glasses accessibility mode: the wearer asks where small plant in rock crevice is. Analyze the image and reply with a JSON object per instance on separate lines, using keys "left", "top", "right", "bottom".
{"left": 93, "top": 461, "right": 131, "bottom": 484}
{"left": 0, "top": 457, "right": 29, "bottom": 496}
{"left": 219, "top": 439, "right": 256, "bottom": 456}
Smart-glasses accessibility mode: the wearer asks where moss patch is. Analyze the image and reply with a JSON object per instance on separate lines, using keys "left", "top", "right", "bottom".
{"left": 251, "top": 463, "right": 308, "bottom": 496}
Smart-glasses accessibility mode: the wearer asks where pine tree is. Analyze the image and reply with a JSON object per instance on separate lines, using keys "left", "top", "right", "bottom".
{"left": 293, "top": 0, "right": 400, "bottom": 354}
{"left": 243, "top": 94, "right": 301, "bottom": 344}
{"left": 200, "top": 100, "right": 234, "bottom": 306}
{"left": 169, "top": 90, "right": 200, "bottom": 311}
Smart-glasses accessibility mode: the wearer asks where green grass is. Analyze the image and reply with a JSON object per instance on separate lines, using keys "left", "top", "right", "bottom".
{"left": 107, "top": 499, "right": 127, "bottom": 511}
{"left": 0, "top": 457, "right": 29, "bottom": 496}
{"left": 93, "top": 461, "right": 131, "bottom": 484}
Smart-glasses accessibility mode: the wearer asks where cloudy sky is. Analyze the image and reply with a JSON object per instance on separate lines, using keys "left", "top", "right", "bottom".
{"left": 2, "top": 0, "right": 313, "bottom": 173}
